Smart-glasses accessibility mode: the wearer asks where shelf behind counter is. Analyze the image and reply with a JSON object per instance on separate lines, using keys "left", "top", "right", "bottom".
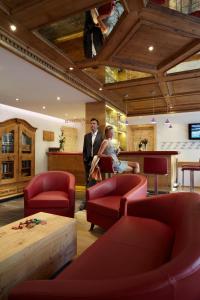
{"left": 47, "top": 151, "right": 179, "bottom": 191}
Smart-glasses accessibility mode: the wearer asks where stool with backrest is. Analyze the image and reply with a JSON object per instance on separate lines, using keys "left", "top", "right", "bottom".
{"left": 182, "top": 164, "right": 200, "bottom": 192}
{"left": 98, "top": 155, "right": 116, "bottom": 179}
{"left": 143, "top": 156, "right": 168, "bottom": 194}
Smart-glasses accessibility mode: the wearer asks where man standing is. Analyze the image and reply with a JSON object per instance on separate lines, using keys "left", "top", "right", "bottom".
{"left": 79, "top": 118, "right": 103, "bottom": 210}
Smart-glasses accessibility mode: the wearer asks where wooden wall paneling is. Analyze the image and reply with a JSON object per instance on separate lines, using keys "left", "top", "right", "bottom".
{"left": 127, "top": 124, "right": 156, "bottom": 151}
{"left": 61, "top": 126, "right": 78, "bottom": 152}
{"left": 85, "top": 102, "right": 106, "bottom": 133}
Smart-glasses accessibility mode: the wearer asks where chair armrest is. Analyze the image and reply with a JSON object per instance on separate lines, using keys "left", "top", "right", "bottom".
{"left": 120, "top": 177, "right": 147, "bottom": 215}
{"left": 67, "top": 174, "right": 75, "bottom": 209}
{"left": 86, "top": 177, "right": 116, "bottom": 202}
{"left": 24, "top": 175, "right": 43, "bottom": 203}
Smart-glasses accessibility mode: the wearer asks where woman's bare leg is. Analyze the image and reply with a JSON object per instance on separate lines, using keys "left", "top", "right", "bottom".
{"left": 128, "top": 161, "right": 140, "bottom": 173}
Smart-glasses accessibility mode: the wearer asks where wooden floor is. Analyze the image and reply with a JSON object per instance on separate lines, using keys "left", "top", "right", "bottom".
{"left": 0, "top": 186, "right": 199, "bottom": 257}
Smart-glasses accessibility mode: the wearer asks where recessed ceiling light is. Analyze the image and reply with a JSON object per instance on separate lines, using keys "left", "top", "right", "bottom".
{"left": 148, "top": 45, "right": 154, "bottom": 52}
{"left": 170, "top": 105, "right": 173, "bottom": 109}
{"left": 10, "top": 24, "right": 17, "bottom": 32}
{"left": 69, "top": 67, "right": 74, "bottom": 71}
{"left": 57, "top": 96, "right": 61, "bottom": 101}
{"left": 16, "top": 98, "right": 19, "bottom": 101}
{"left": 42, "top": 106, "right": 46, "bottom": 110}
{"left": 99, "top": 87, "right": 103, "bottom": 91}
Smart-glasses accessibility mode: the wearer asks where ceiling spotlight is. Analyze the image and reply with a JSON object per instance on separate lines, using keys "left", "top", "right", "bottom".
{"left": 57, "top": 96, "right": 61, "bottom": 101}
{"left": 124, "top": 94, "right": 129, "bottom": 98}
{"left": 170, "top": 105, "right": 173, "bottom": 109}
{"left": 16, "top": 98, "right": 19, "bottom": 101}
{"left": 99, "top": 87, "right": 103, "bottom": 91}
{"left": 148, "top": 45, "right": 154, "bottom": 52}
{"left": 69, "top": 67, "right": 74, "bottom": 71}
{"left": 42, "top": 106, "right": 46, "bottom": 110}
{"left": 10, "top": 24, "right": 17, "bottom": 32}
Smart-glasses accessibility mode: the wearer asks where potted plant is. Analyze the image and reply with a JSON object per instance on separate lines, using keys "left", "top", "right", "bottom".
{"left": 58, "top": 130, "right": 65, "bottom": 152}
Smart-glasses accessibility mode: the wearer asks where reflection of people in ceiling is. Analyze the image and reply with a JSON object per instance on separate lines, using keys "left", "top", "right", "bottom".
{"left": 91, "top": 1, "right": 124, "bottom": 37}
{"left": 83, "top": 11, "right": 103, "bottom": 59}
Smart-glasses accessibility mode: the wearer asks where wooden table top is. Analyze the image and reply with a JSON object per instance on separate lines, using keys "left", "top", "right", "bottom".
{"left": 0, "top": 212, "right": 76, "bottom": 262}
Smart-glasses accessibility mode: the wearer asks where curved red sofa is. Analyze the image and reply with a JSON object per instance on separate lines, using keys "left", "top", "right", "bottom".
{"left": 24, "top": 171, "right": 75, "bottom": 218}
{"left": 9, "top": 192, "right": 200, "bottom": 300}
{"left": 86, "top": 174, "right": 147, "bottom": 230}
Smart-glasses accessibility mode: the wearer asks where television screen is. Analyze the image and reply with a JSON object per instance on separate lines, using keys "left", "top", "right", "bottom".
{"left": 188, "top": 123, "right": 200, "bottom": 140}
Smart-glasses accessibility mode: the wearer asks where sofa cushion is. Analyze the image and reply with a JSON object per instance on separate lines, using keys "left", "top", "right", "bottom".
{"left": 57, "top": 216, "right": 174, "bottom": 280}
{"left": 28, "top": 191, "right": 69, "bottom": 208}
{"left": 56, "top": 217, "right": 173, "bottom": 279}
{"left": 87, "top": 196, "right": 121, "bottom": 218}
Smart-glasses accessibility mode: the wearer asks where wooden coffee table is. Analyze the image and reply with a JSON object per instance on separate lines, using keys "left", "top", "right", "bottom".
{"left": 0, "top": 212, "right": 76, "bottom": 300}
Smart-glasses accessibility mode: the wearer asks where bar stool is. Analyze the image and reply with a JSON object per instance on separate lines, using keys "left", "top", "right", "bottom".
{"left": 143, "top": 157, "right": 168, "bottom": 194}
{"left": 98, "top": 155, "right": 115, "bottom": 179}
{"left": 181, "top": 164, "right": 200, "bottom": 192}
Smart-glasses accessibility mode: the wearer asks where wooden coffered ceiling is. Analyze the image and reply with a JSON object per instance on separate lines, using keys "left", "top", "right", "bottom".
{"left": 0, "top": 0, "right": 200, "bottom": 116}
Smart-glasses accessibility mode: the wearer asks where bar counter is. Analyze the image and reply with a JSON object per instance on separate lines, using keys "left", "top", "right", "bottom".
{"left": 47, "top": 151, "right": 178, "bottom": 191}
{"left": 119, "top": 151, "right": 178, "bottom": 192}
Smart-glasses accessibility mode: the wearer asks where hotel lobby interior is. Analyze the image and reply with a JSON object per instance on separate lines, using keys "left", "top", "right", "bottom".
{"left": 1, "top": 0, "right": 200, "bottom": 299}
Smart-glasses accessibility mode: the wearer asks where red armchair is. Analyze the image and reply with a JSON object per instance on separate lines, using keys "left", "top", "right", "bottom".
{"left": 86, "top": 174, "right": 147, "bottom": 230}
{"left": 24, "top": 171, "right": 75, "bottom": 218}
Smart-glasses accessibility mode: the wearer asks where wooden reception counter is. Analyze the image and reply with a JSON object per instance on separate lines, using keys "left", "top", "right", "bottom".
{"left": 47, "top": 151, "right": 178, "bottom": 191}
{"left": 47, "top": 152, "right": 85, "bottom": 186}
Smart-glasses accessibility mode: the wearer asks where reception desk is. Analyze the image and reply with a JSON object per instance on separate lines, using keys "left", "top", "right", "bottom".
{"left": 47, "top": 152, "right": 85, "bottom": 186}
{"left": 119, "top": 151, "right": 178, "bottom": 192}
{"left": 47, "top": 151, "right": 178, "bottom": 191}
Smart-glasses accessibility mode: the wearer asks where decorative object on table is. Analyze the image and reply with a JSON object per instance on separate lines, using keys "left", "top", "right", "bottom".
{"left": 58, "top": 129, "right": 65, "bottom": 151}
{"left": 12, "top": 218, "right": 47, "bottom": 230}
{"left": 138, "top": 138, "right": 148, "bottom": 151}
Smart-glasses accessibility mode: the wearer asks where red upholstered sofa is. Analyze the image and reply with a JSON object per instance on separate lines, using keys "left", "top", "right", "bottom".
{"left": 24, "top": 171, "right": 75, "bottom": 218}
{"left": 9, "top": 192, "right": 200, "bottom": 300}
{"left": 87, "top": 174, "right": 147, "bottom": 230}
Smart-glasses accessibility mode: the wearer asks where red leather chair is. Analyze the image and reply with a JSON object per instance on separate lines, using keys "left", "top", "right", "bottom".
{"left": 143, "top": 156, "right": 168, "bottom": 194}
{"left": 24, "top": 171, "right": 75, "bottom": 218}
{"left": 86, "top": 174, "right": 147, "bottom": 230}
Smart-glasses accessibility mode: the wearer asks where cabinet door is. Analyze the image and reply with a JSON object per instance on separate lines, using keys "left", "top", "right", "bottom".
{"left": 0, "top": 124, "right": 18, "bottom": 184}
{"left": 18, "top": 124, "right": 35, "bottom": 180}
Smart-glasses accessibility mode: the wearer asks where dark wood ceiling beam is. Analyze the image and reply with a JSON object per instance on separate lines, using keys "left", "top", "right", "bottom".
{"left": 12, "top": 0, "right": 109, "bottom": 30}
{"left": 0, "top": 11, "right": 73, "bottom": 67}
{"left": 104, "top": 77, "right": 157, "bottom": 90}
{"left": 124, "top": 96, "right": 164, "bottom": 102}
{"left": 111, "top": 57, "right": 157, "bottom": 74}
{"left": 0, "top": 1, "right": 10, "bottom": 15}
{"left": 164, "top": 69, "right": 200, "bottom": 81}
{"left": 142, "top": 6, "right": 200, "bottom": 37}
{"left": 155, "top": 73, "right": 173, "bottom": 107}
{"left": 158, "top": 40, "right": 200, "bottom": 72}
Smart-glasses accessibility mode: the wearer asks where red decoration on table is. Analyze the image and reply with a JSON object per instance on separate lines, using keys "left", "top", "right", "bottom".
{"left": 12, "top": 218, "right": 47, "bottom": 230}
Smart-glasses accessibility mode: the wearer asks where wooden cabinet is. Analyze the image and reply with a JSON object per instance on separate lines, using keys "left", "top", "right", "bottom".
{"left": 0, "top": 119, "right": 36, "bottom": 200}
{"left": 86, "top": 102, "right": 127, "bottom": 150}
